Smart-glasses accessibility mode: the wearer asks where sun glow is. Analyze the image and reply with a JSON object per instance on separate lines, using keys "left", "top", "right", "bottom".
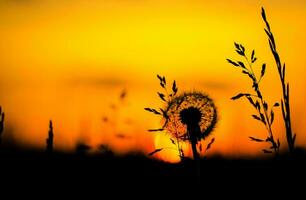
{"left": 154, "top": 133, "right": 190, "bottom": 163}
{"left": 1, "top": 0, "right": 306, "bottom": 162}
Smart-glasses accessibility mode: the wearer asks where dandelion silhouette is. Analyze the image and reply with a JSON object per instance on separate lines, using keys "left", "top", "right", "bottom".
{"left": 145, "top": 75, "right": 217, "bottom": 163}
{"left": 163, "top": 92, "right": 217, "bottom": 160}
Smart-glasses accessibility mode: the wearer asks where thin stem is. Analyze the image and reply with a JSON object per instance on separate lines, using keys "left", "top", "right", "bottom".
{"left": 164, "top": 87, "right": 171, "bottom": 102}
{"left": 161, "top": 146, "right": 181, "bottom": 152}
{"left": 249, "top": 94, "right": 260, "bottom": 98}
{"left": 262, "top": 7, "right": 294, "bottom": 152}
{"left": 176, "top": 136, "right": 182, "bottom": 159}
{"left": 244, "top": 56, "right": 278, "bottom": 154}
{"left": 244, "top": 55, "right": 255, "bottom": 76}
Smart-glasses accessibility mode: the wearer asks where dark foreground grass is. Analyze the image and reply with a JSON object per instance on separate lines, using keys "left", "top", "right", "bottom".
{"left": 1, "top": 146, "right": 305, "bottom": 193}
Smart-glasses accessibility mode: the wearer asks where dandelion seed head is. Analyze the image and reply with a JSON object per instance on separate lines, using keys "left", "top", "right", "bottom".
{"left": 162, "top": 92, "right": 217, "bottom": 141}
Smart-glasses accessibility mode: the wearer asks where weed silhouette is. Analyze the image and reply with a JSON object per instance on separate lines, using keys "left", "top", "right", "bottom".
{"left": 145, "top": 75, "right": 217, "bottom": 161}
{"left": 75, "top": 141, "right": 91, "bottom": 156}
{"left": 98, "top": 144, "right": 114, "bottom": 157}
{"left": 261, "top": 8, "right": 296, "bottom": 153}
{"left": 145, "top": 75, "right": 185, "bottom": 160}
{"left": 101, "top": 89, "right": 133, "bottom": 142}
{"left": 0, "top": 106, "right": 5, "bottom": 145}
{"left": 46, "top": 120, "right": 54, "bottom": 153}
{"left": 227, "top": 43, "right": 280, "bottom": 154}
{"left": 163, "top": 92, "right": 217, "bottom": 161}
{"left": 76, "top": 142, "right": 91, "bottom": 155}
{"left": 227, "top": 7, "right": 296, "bottom": 154}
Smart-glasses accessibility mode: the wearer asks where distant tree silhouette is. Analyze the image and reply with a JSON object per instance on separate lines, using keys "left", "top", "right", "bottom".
{"left": 0, "top": 106, "right": 4, "bottom": 145}
{"left": 46, "top": 120, "right": 54, "bottom": 153}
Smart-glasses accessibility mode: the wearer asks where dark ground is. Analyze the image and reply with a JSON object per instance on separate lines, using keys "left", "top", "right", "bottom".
{"left": 1, "top": 145, "right": 305, "bottom": 197}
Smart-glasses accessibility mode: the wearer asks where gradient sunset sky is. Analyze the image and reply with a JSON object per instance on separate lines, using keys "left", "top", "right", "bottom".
{"left": 0, "top": 0, "right": 306, "bottom": 162}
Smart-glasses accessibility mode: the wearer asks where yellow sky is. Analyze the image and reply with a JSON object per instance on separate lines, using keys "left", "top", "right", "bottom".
{"left": 0, "top": 0, "right": 306, "bottom": 161}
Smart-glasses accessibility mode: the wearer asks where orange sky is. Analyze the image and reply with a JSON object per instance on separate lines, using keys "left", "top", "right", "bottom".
{"left": 0, "top": 0, "right": 306, "bottom": 162}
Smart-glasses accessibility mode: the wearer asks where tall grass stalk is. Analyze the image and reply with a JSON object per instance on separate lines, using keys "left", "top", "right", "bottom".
{"left": 0, "top": 106, "right": 4, "bottom": 145}
{"left": 145, "top": 75, "right": 185, "bottom": 160}
{"left": 227, "top": 44, "right": 280, "bottom": 154}
{"left": 46, "top": 120, "right": 54, "bottom": 153}
{"left": 227, "top": 7, "right": 296, "bottom": 154}
{"left": 261, "top": 8, "right": 296, "bottom": 153}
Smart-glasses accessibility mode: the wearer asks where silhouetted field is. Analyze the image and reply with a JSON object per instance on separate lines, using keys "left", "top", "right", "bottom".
{"left": 1, "top": 146, "right": 305, "bottom": 194}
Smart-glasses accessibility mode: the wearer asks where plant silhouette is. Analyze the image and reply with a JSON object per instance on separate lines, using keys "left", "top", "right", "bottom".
{"left": 0, "top": 106, "right": 4, "bottom": 145}
{"left": 46, "top": 120, "right": 54, "bottom": 153}
{"left": 76, "top": 142, "right": 91, "bottom": 155}
{"left": 101, "top": 89, "right": 133, "bottom": 142}
{"left": 227, "top": 7, "right": 296, "bottom": 154}
{"left": 98, "top": 144, "right": 114, "bottom": 157}
{"left": 145, "top": 75, "right": 217, "bottom": 161}
{"left": 227, "top": 43, "right": 280, "bottom": 154}
{"left": 145, "top": 75, "right": 185, "bottom": 160}
{"left": 164, "top": 92, "right": 217, "bottom": 161}
{"left": 180, "top": 107, "right": 202, "bottom": 160}
{"left": 261, "top": 8, "right": 296, "bottom": 153}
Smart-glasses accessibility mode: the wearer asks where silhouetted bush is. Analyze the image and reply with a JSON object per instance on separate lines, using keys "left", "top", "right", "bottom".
{"left": 76, "top": 142, "right": 91, "bottom": 155}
